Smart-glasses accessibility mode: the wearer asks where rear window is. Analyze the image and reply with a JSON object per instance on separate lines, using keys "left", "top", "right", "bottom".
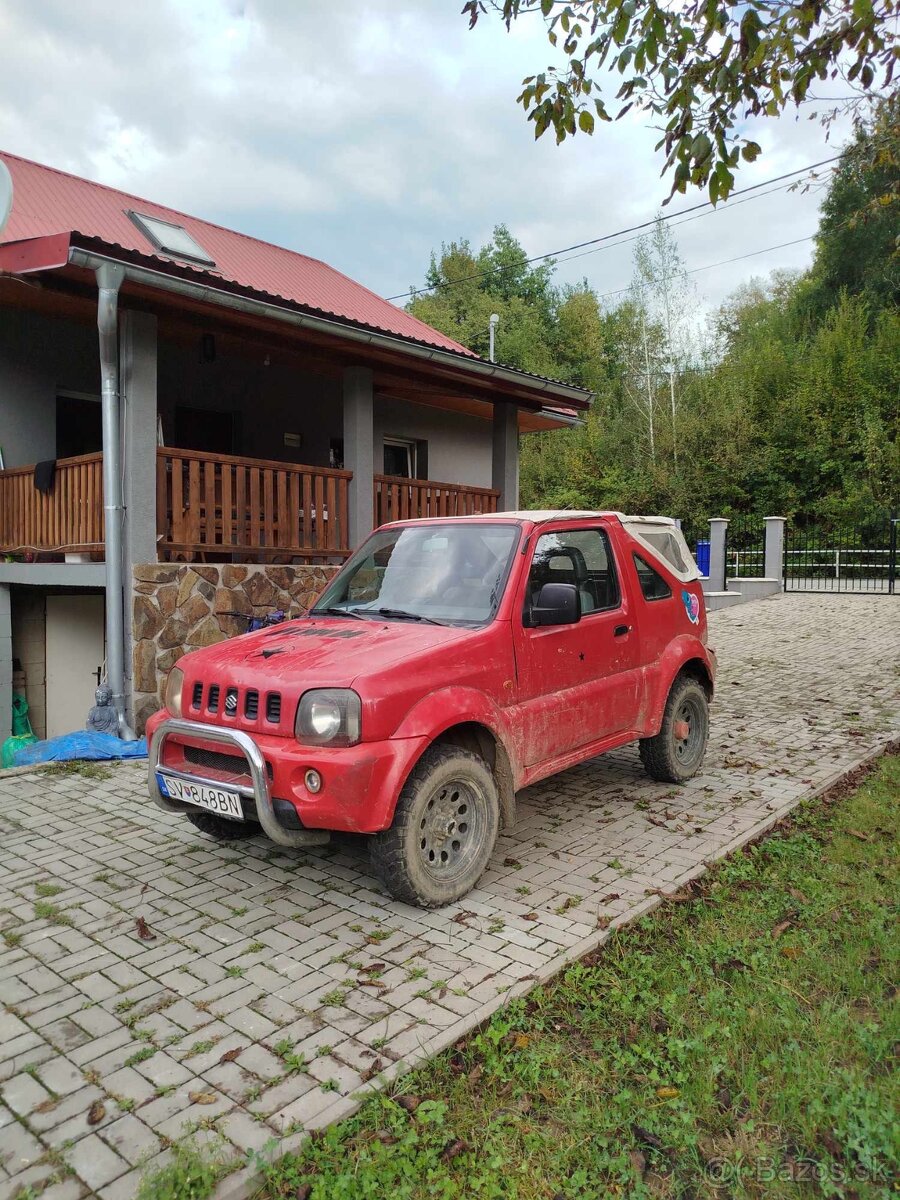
{"left": 622, "top": 519, "right": 700, "bottom": 582}
{"left": 633, "top": 553, "right": 672, "bottom": 601}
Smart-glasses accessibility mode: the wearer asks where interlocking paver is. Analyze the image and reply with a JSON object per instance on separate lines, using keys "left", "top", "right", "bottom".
{"left": 0, "top": 594, "right": 897, "bottom": 1197}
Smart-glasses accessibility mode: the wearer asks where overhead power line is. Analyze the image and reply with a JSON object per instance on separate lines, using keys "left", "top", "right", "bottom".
{"left": 386, "top": 153, "right": 841, "bottom": 303}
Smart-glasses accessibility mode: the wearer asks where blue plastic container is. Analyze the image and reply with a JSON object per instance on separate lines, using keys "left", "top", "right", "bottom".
{"left": 695, "top": 539, "right": 711, "bottom": 577}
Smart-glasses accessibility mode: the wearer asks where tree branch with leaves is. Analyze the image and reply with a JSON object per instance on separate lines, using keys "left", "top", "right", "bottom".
{"left": 463, "top": 0, "right": 898, "bottom": 201}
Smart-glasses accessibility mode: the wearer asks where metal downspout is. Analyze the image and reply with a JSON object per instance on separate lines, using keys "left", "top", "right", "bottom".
{"left": 96, "top": 262, "right": 136, "bottom": 740}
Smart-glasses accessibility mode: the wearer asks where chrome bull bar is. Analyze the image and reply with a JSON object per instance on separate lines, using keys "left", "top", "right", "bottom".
{"left": 148, "top": 717, "right": 327, "bottom": 847}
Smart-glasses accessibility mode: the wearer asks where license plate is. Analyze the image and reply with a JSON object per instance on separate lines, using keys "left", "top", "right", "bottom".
{"left": 157, "top": 773, "right": 243, "bottom": 820}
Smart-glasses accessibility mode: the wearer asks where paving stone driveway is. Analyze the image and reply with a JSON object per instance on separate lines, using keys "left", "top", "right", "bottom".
{"left": 1, "top": 593, "right": 898, "bottom": 1200}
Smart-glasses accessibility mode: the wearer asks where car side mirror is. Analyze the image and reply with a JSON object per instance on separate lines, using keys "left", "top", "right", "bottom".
{"left": 529, "top": 582, "right": 581, "bottom": 627}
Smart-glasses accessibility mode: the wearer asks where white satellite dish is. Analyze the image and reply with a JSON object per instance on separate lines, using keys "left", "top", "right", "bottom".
{"left": 0, "top": 160, "right": 13, "bottom": 237}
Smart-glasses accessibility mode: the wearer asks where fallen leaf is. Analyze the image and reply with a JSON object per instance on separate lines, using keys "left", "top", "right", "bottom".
{"left": 647, "top": 816, "right": 668, "bottom": 829}
{"left": 135, "top": 916, "right": 155, "bottom": 941}
{"left": 295, "top": 1187, "right": 312, "bottom": 1200}
{"left": 781, "top": 945, "right": 802, "bottom": 959}
{"left": 396, "top": 1095, "right": 419, "bottom": 1114}
{"left": 656, "top": 1086, "right": 679, "bottom": 1100}
{"left": 512, "top": 1033, "right": 531, "bottom": 1049}
{"left": 503, "top": 857, "right": 522, "bottom": 869}
{"left": 522, "top": 912, "right": 539, "bottom": 922}
{"left": 631, "top": 1123, "right": 664, "bottom": 1150}
{"left": 597, "top": 915, "right": 611, "bottom": 930}
{"left": 358, "top": 962, "right": 385, "bottom": 974}
{"left": 467, "top": 1063, "right": 484, "bottom": 1086}
{"left": 715, "top": 1087, "right": 732, "bottom": 1110}
{"left": 218, "top": 1047, "right": 242, "bottom": 1064}
{"left": 846, "top": 828, "right": 869, "bottom": 841}
{"left": 772, "top": 918, "right": 793, "bottom": 939}
{"left": 648, "top": 1013, "right": 669, "bottom": 1034}
{"left": 629, "top": 1149, "right": 648, "bottom": 1176}
{"left": 452, "top": 911, "right": 475, "bottom": 925}
{"left": 361, "top": 1057, "right": 385, "bottom": 1083}
{"left": 788, "top": 887, "right": 809, "bottom": 904}
{"left": 601, "top": 892, "right": 620, "bottom": 902}
{"left": 374, "top": 1128, "right": 398, "bottom": 1145}
{"left": 188, "top": 1091, "right": 218, "bottom": 1105}
{"left": 86, "top": 1099, "right": 106, "bottom": 1125}
{"left": 440, "top": 1138, "right": 469, "bottom": 1162}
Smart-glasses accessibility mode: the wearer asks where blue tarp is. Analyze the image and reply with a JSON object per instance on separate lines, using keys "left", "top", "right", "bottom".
{"left": 12, "top": 731, "right": 148, "bottom": 766}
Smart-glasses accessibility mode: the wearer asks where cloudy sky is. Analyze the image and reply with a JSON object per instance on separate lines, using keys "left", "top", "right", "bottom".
{"left": 0, "top": 0, "right": 853, "bottom": 314}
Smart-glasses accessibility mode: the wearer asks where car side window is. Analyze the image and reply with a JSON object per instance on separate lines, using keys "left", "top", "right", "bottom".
{"left": 633, "top": 552, "right": 673, "bottom": 601}
{"left": 525, "top": 528, "right": 621, "bottom": 619}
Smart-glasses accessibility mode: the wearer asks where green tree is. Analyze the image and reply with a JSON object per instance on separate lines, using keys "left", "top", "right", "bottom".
{"left": 464, "top": 0, "right": 897, "bottom": 200}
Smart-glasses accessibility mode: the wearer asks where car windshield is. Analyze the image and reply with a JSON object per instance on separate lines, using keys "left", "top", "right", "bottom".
{"left": 312, "top": 522, "right": 521, "bottom": 627}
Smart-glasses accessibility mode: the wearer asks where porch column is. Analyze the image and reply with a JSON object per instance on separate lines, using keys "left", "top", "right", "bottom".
{"left": 492, "top": 402, "right": 519, "bottom": 510}
{"left": 764, "top": 516, "right": 786, "bottom": 589}
{"left": 119, "top": 310, "right": 158, "bottom": 726}
{"left": 707, "top": 518, "right": 729, "bottom": 592}
{"left": 343, "top": 366, "right": 374, "bottom": 548}
{"left": 0, "top": 584, "right": 11, "bottom": 741}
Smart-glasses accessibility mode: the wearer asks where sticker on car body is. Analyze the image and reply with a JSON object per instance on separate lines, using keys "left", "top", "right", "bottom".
{"left": 681, "top": 589, "right": 700, "bottom": 624}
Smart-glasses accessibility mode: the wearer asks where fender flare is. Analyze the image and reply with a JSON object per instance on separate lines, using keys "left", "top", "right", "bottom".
{"left": 643, "top": 637, "right": 715, "bottom": 736}
{"left": 392, "top": 686, "right": 519, "bottom": 827}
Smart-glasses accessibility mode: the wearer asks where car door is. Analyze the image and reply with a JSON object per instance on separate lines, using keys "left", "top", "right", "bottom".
{"left": 511, "top": 522, "right": 642, "bottom": 767}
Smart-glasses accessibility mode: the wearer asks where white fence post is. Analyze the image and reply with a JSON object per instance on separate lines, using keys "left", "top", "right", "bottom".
{"left": 708, "top": 518, "right": 729, "bottom": 592}
{"left": 764, "top": 517, "right": 786, "bottom": 590}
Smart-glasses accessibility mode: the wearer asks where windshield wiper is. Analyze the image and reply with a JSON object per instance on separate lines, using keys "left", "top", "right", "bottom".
{"left": 318, "top": 606, "right": 373, "bottom": 621}
{"left": 374, "top": 607, "right": 447, "bottom": 626}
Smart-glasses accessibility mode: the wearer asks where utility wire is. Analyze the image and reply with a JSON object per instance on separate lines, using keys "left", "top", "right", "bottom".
{"left": 593, "top": 234, "right": 815, "bottom": 302}
{"left": 386, "top": 153, "right": 840, "bottom": 302}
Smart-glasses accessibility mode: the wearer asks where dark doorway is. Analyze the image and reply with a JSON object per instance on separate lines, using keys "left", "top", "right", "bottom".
{"left": 173, "top": 405, "right": 238, "bottom": 455}
{"left": 56, "top": 395, "right": 102, "bottom": 458}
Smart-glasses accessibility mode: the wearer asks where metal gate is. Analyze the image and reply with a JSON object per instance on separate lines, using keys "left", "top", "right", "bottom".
{"left": 784, "top": 510, "right": 898, "bottom": 594}
{"left": 724, "top": 516, "right": 765, "bottom": 583}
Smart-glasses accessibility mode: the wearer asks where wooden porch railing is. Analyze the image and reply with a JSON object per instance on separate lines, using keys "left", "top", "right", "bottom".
{"left": 373, "top": 474, "right": 500, "bottom": 526}
{"left": 0, "top": 452, "right": 104, "bottom": 555}
{"left": 157, "top": 448, "right": 352, "bottom": 563}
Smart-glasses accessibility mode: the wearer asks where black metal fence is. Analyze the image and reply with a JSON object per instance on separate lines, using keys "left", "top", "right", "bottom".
{"left": 784, "top": 510, "right": 898, "bottom": 594}
{"left": 724, "top": 516, "right": 766, "bottom": 582}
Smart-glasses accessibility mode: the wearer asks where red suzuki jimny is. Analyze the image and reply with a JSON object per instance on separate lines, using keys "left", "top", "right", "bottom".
{"left": 147, "top": 512, "right": 715, "bottom": 907}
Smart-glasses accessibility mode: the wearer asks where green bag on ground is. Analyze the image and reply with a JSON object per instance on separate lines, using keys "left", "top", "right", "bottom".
{"left": 1, "top": 692, "right": 38, "bottom": 767}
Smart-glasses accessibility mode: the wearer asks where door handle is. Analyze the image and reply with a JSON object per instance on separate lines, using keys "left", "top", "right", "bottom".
{"left": 613, "top": 624, "right": 631, "bottom": 637}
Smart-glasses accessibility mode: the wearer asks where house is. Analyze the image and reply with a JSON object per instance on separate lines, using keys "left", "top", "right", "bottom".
{"left": 0, "top": 151, "right": 591, "bottom": 740}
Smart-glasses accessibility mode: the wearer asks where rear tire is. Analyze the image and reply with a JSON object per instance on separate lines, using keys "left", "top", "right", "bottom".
{"left": 186, "top": 811, "right": 258, "bottom": 841}
{"left": 371, "top": 745, "right": 499, "bottom": 908}
{"left": 639, "top": 674, "right": 709, "bottom": 783}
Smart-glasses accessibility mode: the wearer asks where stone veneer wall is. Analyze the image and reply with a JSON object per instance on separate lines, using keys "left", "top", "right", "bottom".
{"left": 131, "top": 563, "right": 339, "bottom": 731}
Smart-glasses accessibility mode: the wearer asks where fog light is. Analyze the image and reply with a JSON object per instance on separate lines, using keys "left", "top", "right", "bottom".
{"left": 305, "top": 769, "right": 322, "bottom": 794}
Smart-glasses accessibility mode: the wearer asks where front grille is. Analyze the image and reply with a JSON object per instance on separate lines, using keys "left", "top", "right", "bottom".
{"left": 183, "top": 745, "right": 274, "bottom": 781}
{"left": 186, "top": 682, "right": 279, "bottom": 725}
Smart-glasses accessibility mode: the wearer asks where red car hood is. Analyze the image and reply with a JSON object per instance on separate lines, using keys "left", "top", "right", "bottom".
{"left": 179, "top": 615, "right": 472, "bottom": 693}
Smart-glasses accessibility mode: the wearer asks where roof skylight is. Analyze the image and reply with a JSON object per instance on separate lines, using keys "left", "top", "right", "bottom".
{"left": 127, "top": 210, "right": 215, "bottom": 268}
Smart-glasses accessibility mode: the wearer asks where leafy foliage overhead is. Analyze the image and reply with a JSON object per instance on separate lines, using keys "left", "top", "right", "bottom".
{"left": 463, "top": 0, "right": 898, "bottom": 200}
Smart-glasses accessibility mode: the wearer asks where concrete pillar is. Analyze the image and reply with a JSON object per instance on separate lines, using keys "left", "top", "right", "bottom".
{"left": 0, "top": 584, "right": 11, "bottom": 741}
{"left": 119, "top": 310, "right": 158, "bottom": 727}
{"left": 708, "top": 518, "right": 729, "bottom": 592}
{"left": 764, "top": 516, "right": 786, "bottom": 589}
{"left": 343, "top": 366, "right": 374, "bottom": 548}
{"left": 491, "top": 402, "right": 519, "bottom": 511}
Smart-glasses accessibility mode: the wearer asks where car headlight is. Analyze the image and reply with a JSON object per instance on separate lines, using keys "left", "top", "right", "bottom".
{"left": 295, "top": 689, "right": 361, "bottom": 746}
{"left": 164, "top": 666, "right": 184, "bottom": 717}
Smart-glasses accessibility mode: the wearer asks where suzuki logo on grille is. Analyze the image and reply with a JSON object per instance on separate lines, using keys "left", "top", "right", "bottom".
{"left": 224, "top": 690, "right": 238, "bottom": 713}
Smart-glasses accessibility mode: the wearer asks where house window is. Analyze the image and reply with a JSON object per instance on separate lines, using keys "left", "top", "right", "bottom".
{"left": 127, "top": 211, "right": 216, "bottom": 268}
{"left": 173, "top": 405, "right": 238, "bottom": 455}
{"left": 633, "top": 553, "right": 673, "bottom": 601}
{"left": 383, "top": 438, "right": 416, "bottom": 479}
{"left": 57, "top": 394, "right": 102, "bottom": 458}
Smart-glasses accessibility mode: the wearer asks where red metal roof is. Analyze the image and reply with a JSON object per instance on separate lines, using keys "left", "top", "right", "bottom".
{"left": 0, "top": 150, "right": 475, "bottom": 357}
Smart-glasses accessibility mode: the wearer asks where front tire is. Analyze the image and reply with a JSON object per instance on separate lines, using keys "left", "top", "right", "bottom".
{"left": 186, "top": 811, "right": 259, "bottom": 841}
{"left": 371, "top": 745, "right": 500, "bottom": 908}
{"left": 639, "top": 674, "right": 709, "bottom": 783}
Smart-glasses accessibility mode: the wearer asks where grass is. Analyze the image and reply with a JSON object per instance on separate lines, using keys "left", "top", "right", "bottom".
{"left": 34, "top": 881, "right": 63, "bottom": 898}
{"left": 256, "top": 753, "right": 899, "bottom": 1200}
{"left": 41, "top": 760, "right": 112, "bottom": 781}
{"left": 33, "top": 900, "right": 72, "bottom": 926}
{"left": 135, "top": 1139, "right": 231, "bottom": 1200}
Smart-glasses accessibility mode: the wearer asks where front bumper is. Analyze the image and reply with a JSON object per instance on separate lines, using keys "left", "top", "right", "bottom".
{"left": 147, "top": 715, "right": 428, "bottom": 839}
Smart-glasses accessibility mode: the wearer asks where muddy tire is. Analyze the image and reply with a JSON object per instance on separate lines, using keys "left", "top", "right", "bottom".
{"left": 186, "top": 811, "right": 258, "bottom": 841}
{"left": 639, "top": 674, "right": 709, "bottom": 783}
{"left": 371, "top": 745, "right": 499, "bottom": 908}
